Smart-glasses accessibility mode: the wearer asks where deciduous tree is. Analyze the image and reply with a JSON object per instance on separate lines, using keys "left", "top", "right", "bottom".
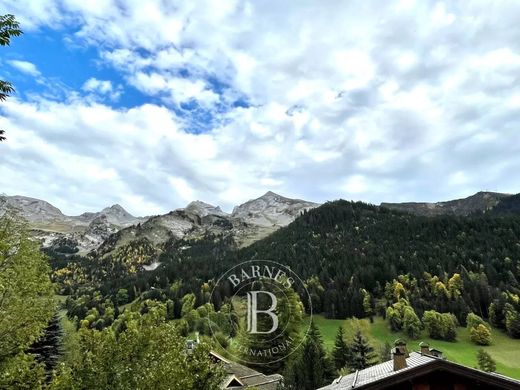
{"left": 51, "top": 305, "right": 224, "bottom": 390}
{"left": 470, "top": 324, "right": 492, "bottom": 346}
{"left": 0, "top": 214, "right": 54, "bottom": 386}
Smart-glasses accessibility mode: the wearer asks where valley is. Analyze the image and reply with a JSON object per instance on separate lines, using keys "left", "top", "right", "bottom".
{"left": 4, "top": 190, "right": 520, "bottom": 387}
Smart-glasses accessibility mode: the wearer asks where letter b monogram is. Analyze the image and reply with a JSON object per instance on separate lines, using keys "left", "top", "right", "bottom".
{"left": 246, "top": 291, "right": 278, "bottom": 334}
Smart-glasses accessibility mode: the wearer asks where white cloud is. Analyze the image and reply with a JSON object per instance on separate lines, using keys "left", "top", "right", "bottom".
{"left": 82, "top": 78, "right": 122, "bottom": 101}
{"left": 8, "top": 60, "right": 40, "bottom": 77}
{"left": 1, "top": 1, "right": 520, "bottom": 213}
{"left": 130, "top": 72, "right": 219, "bottom": 107}
{"left": 0, "top": 0, "right": 64, "bottom": 30}
{"left": 82, "top": 78, "right": 112, "bottom": 94}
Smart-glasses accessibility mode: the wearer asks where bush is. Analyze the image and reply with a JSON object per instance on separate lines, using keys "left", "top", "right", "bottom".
{"left": 466, "top": 313, "right": 488, "bottom": 330}
{"left": 470, "top": 324, "right": 492, "bottom": 345}
{"left": 386, "top": 299, "right": 421, "bottom": 338}
{"left": 467, "top": 313, "right": 491, "bottom": 345}
{"left": 422, "top": 310, "right": 457, "bottom": 341}
{"left": 213, "top": 332, "right": 229, "bottom": 349}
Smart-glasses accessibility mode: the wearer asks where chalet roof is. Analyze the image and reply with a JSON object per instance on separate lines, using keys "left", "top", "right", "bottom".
{"left": 210, "top": 351, "right": 283, "bottom": 390}
{"left": 320, "top": 352, "right": 433, "bottom": 389}
{"left": 318, "top": 351, "right": 520, "bottom": 390}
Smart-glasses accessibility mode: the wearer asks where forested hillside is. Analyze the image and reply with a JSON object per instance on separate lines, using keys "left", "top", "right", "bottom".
{"left": 242, "top": 201, "right": 520, "bottom": 320}
{"left": 5, "top": 198, "right": 520, "bottom": 386}
{"left": 53, "top": 200, "right": 520, "bottom": 338}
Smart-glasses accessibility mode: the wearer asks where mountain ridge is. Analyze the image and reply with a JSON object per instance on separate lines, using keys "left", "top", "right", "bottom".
{"left": 1, "top": 191, "right": 319, "bottom": 255}
{"left": 380, "top": 191, "right": 513, "bottom": 217}
{"left": 0, "top": 195, "right": 144, "bottom": 228}
{"left": 0, "top": 195, "right": 146, "bottom": 253}
{"left": 94, "top": 191, "right": 319, "bottom": 257}
{"left": 6, "top": 190, "right": 520, "bottom": 256}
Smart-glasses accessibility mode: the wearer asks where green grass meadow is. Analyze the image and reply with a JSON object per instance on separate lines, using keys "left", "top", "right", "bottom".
{"left": 311, "top": 315, "right": 520, "bottom": 380}
{"left": 56, "top": 295, "right": 519, "bottom": 379}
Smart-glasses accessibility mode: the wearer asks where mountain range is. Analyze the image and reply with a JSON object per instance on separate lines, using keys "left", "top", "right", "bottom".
{"left": 2, "top": 190, "right": 520, "bottom": 256}
{"left": 0, "top": 195, "right": 144, "bottom": 229}
{"left": 0, "top": 192, "right": 318, "bottom": 254}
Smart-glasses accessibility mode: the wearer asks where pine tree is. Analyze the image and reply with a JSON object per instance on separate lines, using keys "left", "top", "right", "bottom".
{"left": 361, "top": 289, "right": 374, "bottom": 323}
{"left": 332, "top": 326, "right": 351, "bottom": 371}
{"left": 28, "top": 313, "right": 63, "bottom": 377}
{"left": 283, "top": 321, "right": 333, "bottom": 390}
{"left": 477, "top": 349, "right": 496, "bottom": 372}
{"left": 349, "top": 330, "right": 377, "bottom": 370}
{"left": 379, "top": 341, "right": 392, "bottom": 362}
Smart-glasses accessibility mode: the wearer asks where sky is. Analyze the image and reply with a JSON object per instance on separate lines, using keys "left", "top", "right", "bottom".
{"left": 1, "top": 0, "right": 520, "bottom": 216}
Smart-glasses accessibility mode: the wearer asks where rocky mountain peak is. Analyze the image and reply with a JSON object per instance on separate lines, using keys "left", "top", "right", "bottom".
{"left": 231, "top": 191, "right": 319, "bottom": 227}
{"left": 185, "top": 201, "right": 227, "bottom": 218}
{"left": 101, "top": 204, "right": 133, "bottom": 218}
{"left": 261, "top": 190, "right": 279, "bottom": 198}
{"left": 106, "top": 203, "right": 125, "bottom": 211}
{"left": 98, "top": 204, "right": 143, "bottom": 227}
{"left": 0, "top": 195, "right": 64, "bottom": 222}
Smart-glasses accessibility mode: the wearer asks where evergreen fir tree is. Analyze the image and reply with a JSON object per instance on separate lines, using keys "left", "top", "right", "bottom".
{"left": 283, "top": 321, "right": 333, "bottom": 389}
{"left": 349, "top": 330, "right": 377, "bottom": 370}
{"left": 332, "top": 326, "right": 351, "bottom": 371}
{"left": 27, "top": 313, "right": 63, "bottom": 378}
{"left": 477, "top": 349, "right": 496, "bottom": 372}
{"left": 379, "top": 341, "right": 392, "bottom": 362}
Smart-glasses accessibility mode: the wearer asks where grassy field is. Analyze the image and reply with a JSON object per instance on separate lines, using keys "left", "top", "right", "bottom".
{"left": 54, "top": 294, "right": 520, "bottom": 379}
{"left": 311, "top": 315, "right": 520, "bottom": 380}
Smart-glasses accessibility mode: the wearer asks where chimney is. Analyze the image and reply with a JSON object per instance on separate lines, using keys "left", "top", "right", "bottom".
{"left": 419, "top": 341, "right": 430, "bottom": 355}
{"left": 392, "top": 339, "right": 408, "bottom": 371}
{"left": 429, "top": 348, "right": 444, "bottom": 359}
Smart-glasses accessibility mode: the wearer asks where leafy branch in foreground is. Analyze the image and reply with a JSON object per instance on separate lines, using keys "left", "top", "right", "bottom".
{"left": 0, "top": 14, "right": 23, "bottom": 142}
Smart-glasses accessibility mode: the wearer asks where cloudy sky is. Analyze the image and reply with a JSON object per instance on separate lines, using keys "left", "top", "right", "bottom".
{"left": 1, "top": 0, "right": 520, "bottom": 216}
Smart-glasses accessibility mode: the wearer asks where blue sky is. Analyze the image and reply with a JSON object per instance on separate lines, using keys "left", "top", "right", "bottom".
{"left": 1, "top": 1, "right": 520, "bottom": 216}
{"left": 2, "top": 27, "right": 146, "bottom": 105}
{"left": 1, "top": 24, "right": 243, "bottom": 132}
